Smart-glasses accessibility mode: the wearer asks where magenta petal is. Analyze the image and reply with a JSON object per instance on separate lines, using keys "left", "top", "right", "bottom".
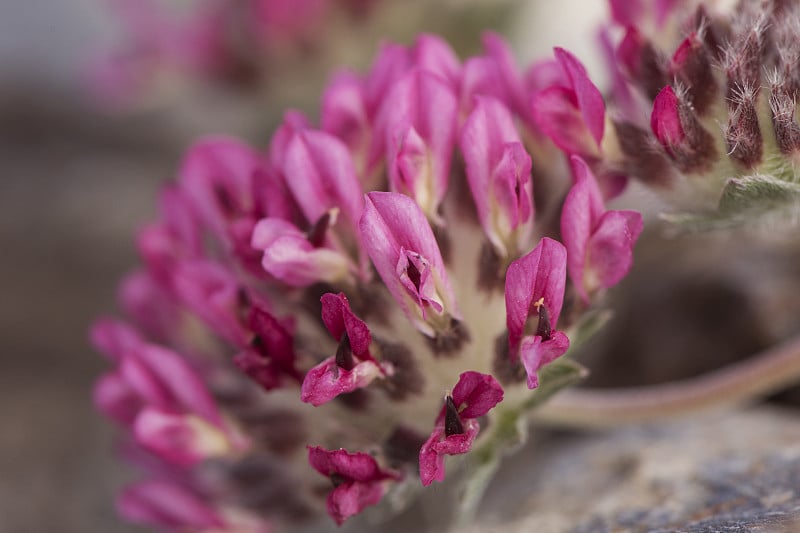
{"left": 383, "top": 69, "right": 458, "bottom": 216}
{"left": 118, "top": 479, "right": 225, "bottom": 530}
{"left": 322, "top": 70, "right": 369, "bottom": 151}
{"left": 451, "top": 371, "right": 504, "bottom": 419}
{"left": 282, "top": 129, "right": 364, "bottom": 229}
{"left": 651, "top": 85, "right": 685, "bottom": 148}
{"left": 172, "top": 260, "right": 247, "bottom": 345}
{"left": 505, "top": 237, "right": 568, "bottom": 356}
{"left": 554, "top": 48, "right": 605, "bottom": 148}
{"left": 233, "top": 349, "right": 283, "bottom": 391}
{"left": 132, "top": 408, "right": 229, "bottom": 466}
{"left": 413, "top": 34, "right": 461, "bottom": 88}
{"left": 90, "top": 319, "right": 143, "bottom": 361}
{"left": 308, "top": 446, "right": 400, "bottom": 524}
{"left": 134, "top": 344, "right": 223, "bottom": 424}
{"left": 531, "top": 86, "right": 599, "bottom": 157}
{"left": 432, "top": 421, "right": 480, "bottom": 455}
{"left": 520, "top": 331, "right": 570, "bottom": 389}
{"left": 561, "top": 155, "right": 606, "bottom": 302}
{"left": 359, "top": 192, "right": 459, "bottom": 335}
{"left": 586, "top": 209, "right": 644, "bottom": 290}
{"left": 419, "top": 428, "right": 446, "bottom": 486}
{"left": 267, "top": 110, "right": 311, "bottom": 172}
{"left": 93, "top": 372, "right": 141, "bottom": 425}
{"left": 320, "top": 293, "right": 372, "bottom": 358}
{"left": 460, "top": 96, "right": 533, "bottom": 256}
{"left": 419, "top": 419, "right": 480, "bottom": 486}
{"left": 327, "top": 481, "right": 386, "bottom": 526}
{"left": 178, "top": 136, "right": 262, "bottom": 239}
{"left": 251, "top": 217, "right": 352, "bottom": 286}
{"left": 300, "top": 357, "right": 383, "bottom": 406}
{"left": 481, "top": 32, "right": 531, "bottom": 123}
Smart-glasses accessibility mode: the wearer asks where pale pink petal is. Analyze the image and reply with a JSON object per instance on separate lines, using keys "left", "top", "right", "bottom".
{"left": 89, "top": 318, "right": 143, "bottom": 361}
{"left": 561, "top": 156, "right": 606, "bottom": 302}
{"left": 300, "top": 357, "right": 383, "bottom": 406}
{"left": 555, "top": 48, "right": 606, "bottom": 148}
{"left": 282, "top": 129, "right": 364, "bottom": 229}
{"left": 505, "top": 237, "right": 568, "bottom": 356}
{"left": 94, "top": 372, "right": 142, "bottom": 425}
{"left": 359, "top": 192, "right": 459, "bottom": 336}
{"left": 531, "top": 86, "right": 600, "bottom": 157}
{"left": 133, "top": 408, "right": 231, "bottom": 466}
{"left": 118, "top": 479, "right": 224, "bottom": 530}
{"left": 520, "top": 331, "right": 570, "bottom": 389}
{"left": 586, "top": 209, "right": 643, "bottom": 289}
{"left": 413, "top": 34, "right": 461, "bottom": 88}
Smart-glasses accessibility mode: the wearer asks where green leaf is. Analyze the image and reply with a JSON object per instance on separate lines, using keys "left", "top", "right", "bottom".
{"left": 719, "top": 175, "right": 800, "bottom": 214}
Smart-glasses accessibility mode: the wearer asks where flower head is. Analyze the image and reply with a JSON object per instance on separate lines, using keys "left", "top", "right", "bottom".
{"left": 94, "top": 31, "right": 642, "bottom": 531}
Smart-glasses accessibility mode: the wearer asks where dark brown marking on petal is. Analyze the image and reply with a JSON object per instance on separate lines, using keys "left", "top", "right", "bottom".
{"left": 477, "top": 240, "right": 505, "bottom": 292}
{"left": 406, "top": 257, "right": 422, "bottom": 292}
{"left": 223, "top": 455, "right": 316, "bottom": 522}
{"left": 492, "top": 332, "right": 527, "bottom": 386}
{"left": 330, "top": 473, "right": 346, "bottom": 488}
{"left": 425, "top": 318, "right": 471, "bottom": 356}
{"left": 236, "top": 409, "right": 308, "bottom": 455}
{"left": 383, "top": 425, "right": 427, "bottom": 467}
{"left": 536, "top": 304, "right": 552, "bottom": 341}
{"left": 306, "top": 211, "right": 332, "bottom": 248}
{"left": 337, "top": 388, "right": 370, "bottom": 410}
{"left": 375, "top": 339, "right": 425, "bottom": 400}
{"left": 335, "top": 333, "right": 355, "bottom": 370}
{"left": 444, "top": 396, "right": 464, "bottom": 437}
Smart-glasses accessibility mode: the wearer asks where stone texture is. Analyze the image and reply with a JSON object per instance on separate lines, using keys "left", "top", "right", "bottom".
{"left": 473, "top": 408, "right": 800, "bottom": 532}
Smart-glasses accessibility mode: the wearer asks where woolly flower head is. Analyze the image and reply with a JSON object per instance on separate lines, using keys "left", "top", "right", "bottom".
{"left": 93, "top": 31, "right": 642, "bottom": 530}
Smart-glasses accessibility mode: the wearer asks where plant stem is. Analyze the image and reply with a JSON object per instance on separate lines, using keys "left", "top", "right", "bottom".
{"left": 532, "top": 333, "right": 800, "bottom": 428}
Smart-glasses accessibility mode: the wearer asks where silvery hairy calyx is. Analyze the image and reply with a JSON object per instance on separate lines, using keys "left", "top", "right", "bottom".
{"left": 91, "top": 10, "right": 667, "bottom": 532}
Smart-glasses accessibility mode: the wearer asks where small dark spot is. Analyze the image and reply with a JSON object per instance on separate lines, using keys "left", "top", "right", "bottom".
{"left": 535, "top": 304, "right": 552, "bottom": 341}
{"left": 425, "top": 318, "right": 471, "bottom": 356}
{"left": 376, "top": 339, "right": 425, "bottom": 400}
{"left": 306, "top": 211, "right": 332, "bottom": 248}
{"left": 383, "top": 425, "right": 427, "bottom": 466}
{"left": 335, "top": 333, "right": 355, "bottom": 371}
{"left": 444, "top": 396, "right": 464, "bottom": 437}
{"left": 330, "top": 473, "right": 346, "bottom": 488}
{"left": 477, "top": 241, "right": 505, "bottom": 292}
{"left": 492, "top": 332, "right": 526, "bottom": 386}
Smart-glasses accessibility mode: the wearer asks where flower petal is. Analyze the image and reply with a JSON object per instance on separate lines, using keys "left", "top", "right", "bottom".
{"left": 300, "top": 357, "right": 384, "bottom": 406}
{"left": 327, "top": 481, "right": 386, "bottom": 526}
{"left": 520, "top": 332, "right": 570, "bottom": 389}
{"left": 554, "top": 48, "right": 606, "bottom": 148}
{"left": 451, "top": 371, "right": 505, "bottom": 419}
{"left": 461, "top": 96, "right": 534, "bottom": 257}
{"left": 359, "top": 192, "right": 459, "bottom": 336}
{"left": 586, "top": 209, "right": 643, "bottom": 290}
{"left": 133, "top": 408, "right": 232, "bottom": 466}
{"left": 561, "top": 155, "right": 606, "bottom": 302}
{"left": 118, "top": 479, "right": 225, "bottom": 530}
{"left": 320, "top": 293, "right": 372, "bottom": 358}
{"left": 651, "top": 85, "right": 685, "bottom": 149}
{"left": 505, "top": 238, "right": 567, "bottom": 357}
{"left": 251, "top": 217, "right": 353, "bottom": 287}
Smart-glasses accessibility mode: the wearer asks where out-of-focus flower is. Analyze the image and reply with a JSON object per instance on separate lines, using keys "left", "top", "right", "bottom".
{"left": 89, "top": 0, "right": 375, "bottom": 105}
{"left": 94, "top": 31, "right": 642, "bottom": 531}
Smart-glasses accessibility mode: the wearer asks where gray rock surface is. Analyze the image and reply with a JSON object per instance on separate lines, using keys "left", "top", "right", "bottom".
{"left": 473, "top": 408, "right": 800, "bottom": 532}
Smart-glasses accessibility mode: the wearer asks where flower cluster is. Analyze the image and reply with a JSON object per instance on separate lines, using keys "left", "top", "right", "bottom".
{"left": 93, "top": 30, "right": 643, "bottom": 531}
{"left": 598, "top": 0, "right": 800, "bottom": 216}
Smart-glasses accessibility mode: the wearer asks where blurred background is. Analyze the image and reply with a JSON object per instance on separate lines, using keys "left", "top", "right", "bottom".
{"left": 4, "top": 0, "right": 800, "bottom": 532}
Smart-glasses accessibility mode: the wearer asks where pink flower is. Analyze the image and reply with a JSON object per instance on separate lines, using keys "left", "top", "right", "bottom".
{"left": 460, "top": 96, "right": 534, "bottom": 259}
{"left": 561, "top": 156, "right": 643, "bottom": 303}
{"left": 359, "top": 191, "right": 460, "bottom": 340}
{"left": 308, "top": 446, "right": 402, "bottom": 525}
{"left": 505, "top": 238, "right": 570, "bottom": 389}
{"left": 301, "top": 293, "right": 391, "bottom": 405}
{"left": 531, "top": 48, "right": 606, "bottom": 158}
{"left": 419, "top": 371, "right": 504, "bottom": 486}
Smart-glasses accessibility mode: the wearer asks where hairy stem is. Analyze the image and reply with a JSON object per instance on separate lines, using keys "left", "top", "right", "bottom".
{"left": 532, "top": 333, "right": 800, "bottom": 427}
